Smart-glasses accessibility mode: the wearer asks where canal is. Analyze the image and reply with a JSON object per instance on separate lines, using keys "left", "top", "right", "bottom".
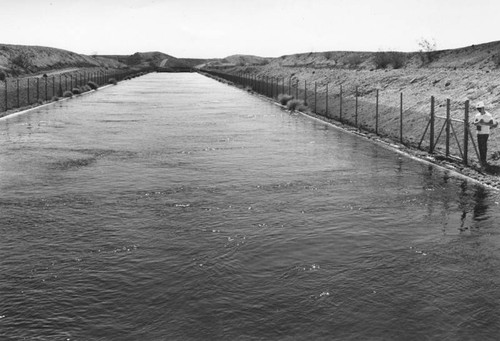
{"left": 1, "top": 73, "right": 499, "bottom": 340}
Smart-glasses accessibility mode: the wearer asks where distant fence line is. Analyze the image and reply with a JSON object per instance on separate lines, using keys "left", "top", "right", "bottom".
{"left": 201, "top": 69, "right": 482, "bottom": 166}
{"left": 0, "top": 68, "right": 154, "bottom": 113}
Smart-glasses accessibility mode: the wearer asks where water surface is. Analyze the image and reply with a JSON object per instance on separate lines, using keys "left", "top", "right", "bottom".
{"left": 1, "top": 73, "right": 499, "bottom": 340}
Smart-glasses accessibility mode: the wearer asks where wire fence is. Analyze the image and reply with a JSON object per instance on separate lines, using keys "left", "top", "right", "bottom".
{"left": 201, "top": 70, "right": 483, "bottom": 166}
{"left": 0, "top": 68, "right": 153, "bottom": 113}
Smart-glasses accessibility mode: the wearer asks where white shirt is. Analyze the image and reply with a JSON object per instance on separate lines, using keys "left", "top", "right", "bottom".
{"left": 473, "top": 110, "right": 496, "bottom": 135}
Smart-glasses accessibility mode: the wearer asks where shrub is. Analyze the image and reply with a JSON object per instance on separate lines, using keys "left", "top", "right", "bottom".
{"left": 323, "top": 51, "right": 334, "bottom": 60}
{"left": 347, "top": 54, "right": 363, "bottom": 68}
{"left": 87, "top": 81, "right": 98, "bottom": 90}
{"left": 390, "top": 52, "right": 406, "bottom": 69}
{"left": 52, "top": 96, "right": 59, "bottom": 102}
{"left": 417, "top": 38, "right": 437, "bottom": 65}
{"left": 12, "top": 52, "right": 32, "bottom": 69}
{"left": 108, "top": 78, "right": 117, "bottom": 85}
{"left": 278, "top": 93, "right": 294, "bottom": 105}
{"left": 493, "top": 54, "right": 500, "bottom": 68}
{"left": 286, "top": 99, "right": 307, "bottom": 111}
{"left": 373, "top": 51, "right": 406, "bottom": 69}
{"left": 72, "top": 88, "right": 81, "bottom": 95}
{"left": 63, "top": 91, "right": 73, "bottom": 98}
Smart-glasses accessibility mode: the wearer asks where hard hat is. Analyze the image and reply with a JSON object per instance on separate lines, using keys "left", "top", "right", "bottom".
{"left": 476, "top": 101, "right": 485, "bottom": 109}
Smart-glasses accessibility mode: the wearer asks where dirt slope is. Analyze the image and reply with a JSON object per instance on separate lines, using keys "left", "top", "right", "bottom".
{"left": 215, "top": 41, "right": 500, "bottom": 120}
{"left": 0, "top": 44, "right": 126, "bottom": 76}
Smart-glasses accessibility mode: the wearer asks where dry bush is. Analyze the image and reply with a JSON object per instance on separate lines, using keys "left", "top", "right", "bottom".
{"left": 286, "top": 99, "right": 307, "bottom": 111}
{"left": 373, "top": 52, "right": 406, "bottom": 69}
{"left": 87, "top": 81, "right": 98, "bottom": 90}
{"left": 493, "top": 54, "right": 500, "bottom": 68}
{"left": 347, "top": 54, "right": 363, "bottom": 68}
{"left": 278, "top": 93, "right": 294, "bottom": 105}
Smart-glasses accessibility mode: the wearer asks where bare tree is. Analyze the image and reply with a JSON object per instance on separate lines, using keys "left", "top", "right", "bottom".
{"left": 417, "top": 38, "right": 437, "bottom": 65}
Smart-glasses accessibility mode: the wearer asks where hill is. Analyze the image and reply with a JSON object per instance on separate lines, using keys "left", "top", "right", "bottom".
{"left": 0, "top": 44, "right": 212, "bottom": 77}
{"left": 0, "top": 44, "right": 127, "bottom": 76}
{"left": 209, "top": 40, "right": 500, "bottom": 116}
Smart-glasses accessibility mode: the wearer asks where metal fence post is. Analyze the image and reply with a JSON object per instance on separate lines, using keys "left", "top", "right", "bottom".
{"left": 304, "top": 80, "right": 307, "bottom": 105}
{"left": 314, "top": 82, "right": 317, "bottom": 113}
{"left": 4, "top": 80, "right": 7, "bottom": 111}
{"left": 339, "top": 84, "right": 343, "bottom": 122}
{"left": 464, "top": 100, "right": 469, "bottom": 165}
{"left": 400, "top": 92, "right": 403, "bottom": 144}
{"left": 355, "top": 86, "right": 359, "bottom": 127}
{"left": 430, "top": 96, "right": 435, "bottom": 153}
{"left": 27, "top": 78, "right": 30, "bottom": 104}
{"left": 17, "top": 79, "right": 20, "bottom": 108}
{"left": 325, "top": 83, "right": 329, "bottom": 117}
{"left": 446, "top": 98, "right": 451, "bottom": 157}
{"left": 375, "top": 89, "right": 379, "bottom": 135}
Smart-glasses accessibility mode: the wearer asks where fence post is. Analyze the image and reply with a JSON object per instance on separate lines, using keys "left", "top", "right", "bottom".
{"left": 325, "top": 83, "right": 329, "bottom": 117}
{"left": 430, "top": 96, "right": 435, "bottom": 153}
{"left": 4, "top": 80, "right": 7, "bottom": 111}
{"left": 355, "top": 86, "right": 359, "bottom": 127}
{"left": 446, "top": 98, "right": 451, "bottom": 157}
{"left": 339, "top": 84, "right": 343, "bottom": 122}
{"left": 288, "top": 77, "right": 291, "bottom": 96}
{"left": 45, "top": 76, "right": 48, "bottom": 101}
{"left": 27, "top": 78, "right": 30, "bottom": 104}
{"left": 17, "top": 79, "right": 20, "bottom": 108}
{"left": 463, "top": 100, "right": 469, "bottom": 165}
{"left": 314, "top": 82, "right": 317, "bottom": 113}
{"left": 400, "top": 92, "right": 404, "bottom": 143}
{"left": 52, "top": 76, "right": 55, "bottom": 98}
{"left": 375, "top": 89, "right": 379, "bottom": 135}
{"left": 304, "top": 80, "right": 307, "bottom": 106}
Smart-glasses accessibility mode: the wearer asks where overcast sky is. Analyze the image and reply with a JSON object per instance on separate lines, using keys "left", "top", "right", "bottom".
{"left": 1, "top": 0, "right": 499, "bottom": 58}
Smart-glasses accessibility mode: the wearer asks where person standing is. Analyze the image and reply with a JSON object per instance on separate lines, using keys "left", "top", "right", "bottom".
{"left": 473, "top": 101, "right": 497, "bottom": 166}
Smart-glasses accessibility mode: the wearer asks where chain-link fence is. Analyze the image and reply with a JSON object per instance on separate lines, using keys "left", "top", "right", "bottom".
{"left": 201, "top": 69, "right": 481, "bottom": 166}
{"left": 0, "top": 68, "right": 153, "bottom": 113}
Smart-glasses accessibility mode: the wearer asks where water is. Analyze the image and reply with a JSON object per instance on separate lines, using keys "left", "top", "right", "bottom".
{"left": 0, "top": 73, "right": 499, "bottom": 340}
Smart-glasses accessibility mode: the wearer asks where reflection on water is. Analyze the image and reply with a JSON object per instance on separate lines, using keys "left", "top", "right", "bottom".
{"left": 0, "top": 73, "right": 500, "bottom": 340}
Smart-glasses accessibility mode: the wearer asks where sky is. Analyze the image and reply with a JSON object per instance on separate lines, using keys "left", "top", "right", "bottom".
{"left": 1, "top": 0, "right": 499, "bottom": 59}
